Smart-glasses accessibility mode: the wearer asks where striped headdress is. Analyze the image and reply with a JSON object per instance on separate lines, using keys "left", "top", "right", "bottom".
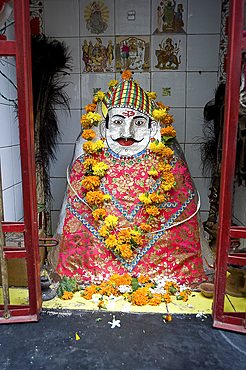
{"left": 101, "top": 80, "right": 154, "bottom": 118}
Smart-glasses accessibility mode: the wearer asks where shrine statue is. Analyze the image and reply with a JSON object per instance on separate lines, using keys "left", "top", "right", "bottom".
{"left": 53, "top": 70, "right": 213, "bottom": 286}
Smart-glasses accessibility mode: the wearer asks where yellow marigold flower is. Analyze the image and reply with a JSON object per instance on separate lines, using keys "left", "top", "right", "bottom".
{"left": 81, "top": 129, "right": 96, "bottom": 141}
{"left": 118, "top": 243, "right": 132, "bottom": 259}
{"left": 146, "top": 206, "right": 160, "bottom": 217}
{"left": 149, "top": 193, "right": 165, "bottom": 203}
{"left": 122, "top": 70, "right": 132, "bottom": 80}
{"left": 132, "top": 287, "right": 149, "bottom": 306}
{"left": 105, "top": 234, "right": 118, "bottom": 249}
{"left": 147, "top": 166, "right": 158, "bottom": 176}
{"left": 85, "top": 103, "right": 97, "bottom": 113}
{"left": 139, "top": 193, "right": 152, "bottom": 205}
{"left": 92, "top": 162, "right": 109, "bottom": 177}
{"left": 87, "top": 112, "right": 102, "bottom": 125}
{"left": 92, "top": 208, "right": 107, "bottom": 221}
{"left": 93, "top": 91, "right": 105, "bottom": 102}
{"left": 146, "top": 91, "right": 157, "bottom": 100}
{"left": 81, "top": 175, "right": 100, "bottom": 190}
{"left": 104, "top": 215, "right": 118, "bottom": 229}
{"left": 103, "top": 194, "right": 112, "bottom": 202}
{"left": 94, "top": 140, "right": 105, "bottom": 152}
{"left": 83, "top": 141, "right": 95, "bottom": 154}
{"left": 61, "top": 291, "right": 73, "bottom": 300}
{"left": 108, "top": 79, "right": 118, "bottom": 88}
{"left": 117, "top": 229, "right": 131, "bottom": 244}
{"left": 161, "top": 126, "right": 176, "bottom": 138}
{"left": 99, "top": 225, "right": 109, "bottom": 238}
{"left": 81, "top": 114, "right": 93, "bottom": 129}
{"left": 83, "top": 158, "right": 97, "bottom": 170}
{"left": 86, "top": 190, "right": 104, "bottom": 205}
{"left": 152, "top": 108, "right": 167, "bottom": 121}
{"left": 140, "top": 223, "right": 152, "bottom": 233}
{"left": 149, "top": 141, "right": 165, "bottom": 154}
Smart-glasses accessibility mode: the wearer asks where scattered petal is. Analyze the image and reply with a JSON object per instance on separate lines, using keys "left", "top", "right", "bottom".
{"left": 75, "top": 332, "right": 80, "bottom": 340}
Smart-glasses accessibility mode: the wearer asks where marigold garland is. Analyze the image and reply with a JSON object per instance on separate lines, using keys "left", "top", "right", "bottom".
{"left": 78, "top": 71, "right": 178, "bottom": 261}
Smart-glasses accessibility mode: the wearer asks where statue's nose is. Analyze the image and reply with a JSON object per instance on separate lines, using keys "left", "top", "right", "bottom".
{"left": 121, "top": 123, "right": 132, "bottom": 138}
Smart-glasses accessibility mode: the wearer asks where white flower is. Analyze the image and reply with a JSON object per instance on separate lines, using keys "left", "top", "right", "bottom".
{"left": 108, "top": 316, "right": 121, "bottom": 329}
{"left": 118, "top": 285, "right": 132, "bottom": 294}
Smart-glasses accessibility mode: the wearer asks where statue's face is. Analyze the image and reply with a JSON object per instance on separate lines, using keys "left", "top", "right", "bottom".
{"left": 104, "top": 107, "right": 157, "bottom": 157}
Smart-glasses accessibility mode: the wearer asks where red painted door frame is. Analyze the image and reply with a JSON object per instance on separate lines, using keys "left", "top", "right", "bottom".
{"left": 0, "top": 0, "right": 42, "bottom": 323}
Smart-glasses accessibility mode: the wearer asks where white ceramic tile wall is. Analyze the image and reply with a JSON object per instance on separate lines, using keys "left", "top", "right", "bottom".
{"left": 187, "top": 0, "right": 221, "bottom": 34}
{"left": 40, "top": 0, "right": 223, "bottom": 233}
{"left": 187, "top": 72, "right": 218, "bottom": 108}
{"left": 187, "top": 35, "right": 220, "bottom": 71}
{"left": 115, "top": 0, "right": 151, "bottom": 35}
{"left": 56, "top": 109, "right": 81, "bottom": 144}
{"left": 152, "top": 71, "right": 186, "bottom": 108}
{"left": 44, "top": 0, "right": 80, "bottom": 37}
{"left": 186, "top": 108, "right": 204, "bottom": 144}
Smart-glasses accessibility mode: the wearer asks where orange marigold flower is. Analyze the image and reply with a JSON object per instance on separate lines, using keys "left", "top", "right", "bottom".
{"left": 81, "top": 175, "right": 100, "bottom": 190}
{"left": 163, "top": 314, "right": 172, "bottom": 321}
{"left": 161, "top": 126, "right": 176, "bottom": 138}
{"left": 83, "top": 141, "right": 95, "bottom": 154}
{"left": 117, "top": 228, "right": 131, "bottom": 244}
{"left": 81, "top": 114, "right": 93, "bottom": 129}
{"left": 132, "top": 287, "right": 149, "bottom": 306}
{"left": 156, "top": 101, "right": 166, "bottom": 110}
{"left": 81, "top": 129, "right": 96, "bottom": 140}
{"left": 86, "top": 190, "right": 104, "bottom": 205}
{"left": 161, "top": 114, "right": 174, "bottom": 126}
{"left": 158, "top": 163, "right": 173, "bottom": 175}
{"left": 122, "top": 70, "right": 132, "bottom": 80}
{"left": 149, "top": 193, "right": 166, "bottom": 204}
{"left": 138, "top": 274, "right": 150, "bottom": 284}
{"left": 159, "top": 146, "right": 174, "bottom": 160}
{"left": 85, "top": 103, "right": 97, "bottom": 113}
{"left": 99, "top": 225, "right": 109, "bottom": 238}
{"left": 61, "top": 291, "right": 74, "bottom": 300}
{"left": 146, "top": 205, "right": 160, "bottom": 217}
{"left": 149, "top": 293, "right": 162, "bottom": 306}
{"left": 83, "top": 158, "right": 98, "bottom": 170}
{"left": 140, "top": 223, "right": 152, "bottom": 233}
{"left": 131, "top": 234, "right": 143, "bottom": 246}
{"left": 163, "top": 293, "right": 172, "bottom": 303}
{"left": 109, "top": 273, "right": 132, "bottom": 286}
{"left": 81, "top": 285, "right": 97, "bottom": 300}
{"left": 118, "top": 243, "right": 132, "bottom": 259}
{"left": 92, "top": 208, "right": 107, "bottom": 221}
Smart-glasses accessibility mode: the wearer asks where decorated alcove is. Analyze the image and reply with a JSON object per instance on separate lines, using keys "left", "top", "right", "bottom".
{"left": 0, "top": 0, "right": 245, "bottom": 332}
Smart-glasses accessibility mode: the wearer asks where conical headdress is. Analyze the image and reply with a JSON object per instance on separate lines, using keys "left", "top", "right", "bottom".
{"left": 101, "top": 79, "right": 155, "bottom": 118}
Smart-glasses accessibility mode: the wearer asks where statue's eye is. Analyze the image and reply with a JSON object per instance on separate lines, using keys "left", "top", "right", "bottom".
{"left": 113, "top": 119, "right": 123, "bottom": 125}
{"left": 134, "top": 120, "right": 145, "bottom": 127}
